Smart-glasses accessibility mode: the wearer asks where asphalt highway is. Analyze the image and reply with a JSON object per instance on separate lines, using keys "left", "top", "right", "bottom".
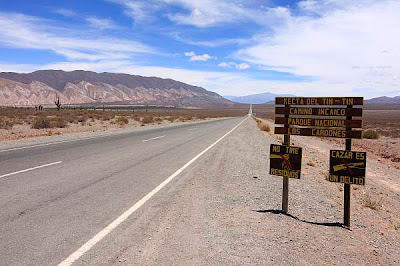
{"left": 0, "top": 116, "right": 247, "bottom": 265}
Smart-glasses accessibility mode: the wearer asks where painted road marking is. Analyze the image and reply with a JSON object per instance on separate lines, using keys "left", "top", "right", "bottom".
{"left": 58, "top": 117, "right": 247, "bottom": 266}
{"left": 142, "top": 135, "right": 166, "bottom": 142}
{"left": 0, "top": 161, "right": 63, "bottom": 179}
{"left": 188, "top": 128, "right": 197, "bottom": 131}
{"left": 0, "top": 118, "right": 231, "bottom": 153}
{"left": 0, "top": 136, "right": 102, "bottom": 153}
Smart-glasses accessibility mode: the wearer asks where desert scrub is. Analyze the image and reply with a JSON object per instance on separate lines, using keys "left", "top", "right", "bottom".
{"left": 77, "top": 116, "right": 88, "bottom": 123}
{"left": 166, "top": 116, "right": 176, "bottom": 122}
{"left": 141, "top": 116, "right": 154, "bottom": 125}
{"left": 116, "top": 116, "right": 129, "bottom": 125}
{"left": 362, "top": 195, "right": 382, "bottom": 210}
{"left": 153, "top": 117, "right": 163, "bottom": 124}
{"left": 0, "top": 118, "right": 14, "bottom": 129}
{"left": 32, "top": 116, "right": 52, "bottom": 129}
{"left": 51, "top": 118, "right": 68, "bottom": 128}
{"left": 254, "top": 118, "right": 270, "bottom": 132}
{"left": 362, "top": 129, "right": 380, "bottom": 139}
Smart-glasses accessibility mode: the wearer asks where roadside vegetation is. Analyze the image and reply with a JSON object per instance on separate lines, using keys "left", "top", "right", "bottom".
{"left": 362, "top": 129, "right": 380, "bottom": 139}
{"left": 253, "top": 117, "right": 271, "bottom": 132}
{"left": 0, "top": 106, "right": 249, "bottom": 141}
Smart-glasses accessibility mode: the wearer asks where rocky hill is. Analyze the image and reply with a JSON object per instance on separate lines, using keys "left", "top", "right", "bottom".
{"left": 0, "top": 70, "right": 232, "bottom": 108}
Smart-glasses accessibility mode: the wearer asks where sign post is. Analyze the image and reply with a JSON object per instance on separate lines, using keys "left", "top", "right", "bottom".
{"left": 274, "top": 97, "right": 364, "bottom": 227}
{"left": 283, "top": 104, "right": 290, "bottom": 213}
{"left": 344, "top": 105, "right": 352, "bottom": 227}
{"left": 269, "top": 141, "right": 302, "bottom": 214}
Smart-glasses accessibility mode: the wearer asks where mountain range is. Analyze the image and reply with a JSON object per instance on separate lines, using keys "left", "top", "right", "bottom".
{"left": 224, "top": 92, "right": 295, "bottom": 104}
{"left": 0, "top": 70, "right": 232, "bottom": 108}
{"left": 365, "top": 96, "right": 400, "bottom": 104}
{"left": 225, "top": 93, "right": 400, "bottom": 105}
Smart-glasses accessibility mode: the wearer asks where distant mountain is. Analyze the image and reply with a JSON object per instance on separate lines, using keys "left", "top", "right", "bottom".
{"left": 224, "top": 92, "right": 295, "bottom": 104}
{"left": 365, "top": 96, "right": 400, "bottom": 104}
{"left": 0, "top": 70, "right": 232, "bottom": 108}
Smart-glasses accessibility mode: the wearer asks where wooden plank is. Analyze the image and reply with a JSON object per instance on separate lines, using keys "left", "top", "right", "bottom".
{"left": 274, "top": 117, "right": 363, "bottom": 128}
{"left": 269, "top": 144, "right": 302, "bottom": 179}
{"left": 274, "top": 127, "right": 362, "bottom": 139}
{"left": 275, "top": 107, "right": 363, "bottom": 117}
{"left": 275, "top": 97, "right": 364, "bottom": 106}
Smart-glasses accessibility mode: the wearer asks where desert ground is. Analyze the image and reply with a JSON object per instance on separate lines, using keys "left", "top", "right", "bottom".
{"left": 0, "top": 105, "right": 399, "bottom": 265}
{"left": 0, "top": 106, "right": 248, "bottom": 141}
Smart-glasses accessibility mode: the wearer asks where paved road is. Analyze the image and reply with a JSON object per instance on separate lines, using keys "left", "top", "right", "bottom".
{"left": 0, "top": 117, "right": 247, "bottom": 265}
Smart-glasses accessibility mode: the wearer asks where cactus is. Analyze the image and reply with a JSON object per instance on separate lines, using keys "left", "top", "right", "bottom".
{"left": 55, "top": 95, "right": 62, "bottom": 111}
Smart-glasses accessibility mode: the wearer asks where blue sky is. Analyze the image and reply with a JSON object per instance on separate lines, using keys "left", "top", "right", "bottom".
{"left": 0, "top": 0, "right": 399, "bottom": 98}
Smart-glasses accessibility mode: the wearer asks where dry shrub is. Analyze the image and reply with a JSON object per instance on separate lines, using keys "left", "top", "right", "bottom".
{"left": 362, "top": 130, "right": 380, "bottom": 139}
{"left": 116, "top": 116, "right": 129, "bottom": 125}
{"left": 52, "top": 118, "right": 68, "bottom": 128}
{"left": 0, "top": 118, "right": 14, "bottom": 129}
{"left": 153, "top": 117, "right": 163, "bottom": 124}
{"left": 259, "top": 123, "right": 270, "bottom": 132}
{"left": 141, "top": 116, "right": 153, "bottom": 125}
{"left": 363, "top": 195, "right": 382, "bottom": 210}
{"left": 47, "top": 130, "right": 61, "bottom": 136}
{"left": 166, "top": 117, "right": 176, "bottom": 122}
{"left": 32, "top": 116, "right": 52, "bottom": 129}
{"left": 77, "top": 116, "right": 88, "bottom": 123}
{"left": 255, "top": 118, "right": 270, "bottom": 132}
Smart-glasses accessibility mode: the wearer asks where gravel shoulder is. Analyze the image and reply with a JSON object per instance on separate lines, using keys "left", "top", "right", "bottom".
{"left": 84, "top": 118, "right": 400, "bottom": 265}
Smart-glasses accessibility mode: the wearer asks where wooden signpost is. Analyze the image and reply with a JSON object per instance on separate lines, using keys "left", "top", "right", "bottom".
{"left": 270, "top": 144, "right": 302, "bottom": 179}
{"left": 273, "top": 97, "right": 364, "bottom": 227}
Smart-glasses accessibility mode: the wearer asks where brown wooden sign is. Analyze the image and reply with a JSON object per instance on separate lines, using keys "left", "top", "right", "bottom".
{"left": 270, "top": 144, "right": 302, "bottom": 179}
{"left": 275, "top": 117, "right": 362, "bottom": 128}
{"left": 275, "top": 127, "right": 362, "bottom": 139}
{"left": 275, "top": 97, "right": 364, "bottom": 106}
{"left": 275, "top": 107, "right": 363, "bottom": 117}
{"left": 329, "top": 150, "right": 366, "bottom": 184}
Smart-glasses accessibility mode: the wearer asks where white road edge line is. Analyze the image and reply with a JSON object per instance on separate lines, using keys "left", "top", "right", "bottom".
{"left": 0, "top": 136, "right": 102, "bottom": 153}
{"left": 0, "top": 161, "right": 63, "bottom": 179}
{"left": 58, "top": 117, "right": 247, "bottom": 266}
{"left": 141, "top": 135, "right": 166, "bottom": 142}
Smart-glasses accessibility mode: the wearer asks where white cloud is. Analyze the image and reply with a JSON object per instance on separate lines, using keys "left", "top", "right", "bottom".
{"left": 53, "top": 8, "right": 77, "bottom": 17}
{"left": 108, "top": 0, "right": 161, "bottom": 23}
{"left": 111, "top": 0, "right": 288, "bottom": 28}
{"left": 235, "top": 0, "right": 400, "bottom": 96}
{"left": 0, "top": 12, "right": 155, "bottom": 61}
{"left": 86, "top": 16, "right": 118, "bottom": 30}
{"left": 184, "top": 51, "right": 213, "bottom": 61}
{"left": 218, "top": 62, "right": 250, "bottom": 70}
{"left": 236, "top": 63, "right": 250, "bottom": 70}
{"left": 218, "top": 62, "right": 234, "bottom": 68}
